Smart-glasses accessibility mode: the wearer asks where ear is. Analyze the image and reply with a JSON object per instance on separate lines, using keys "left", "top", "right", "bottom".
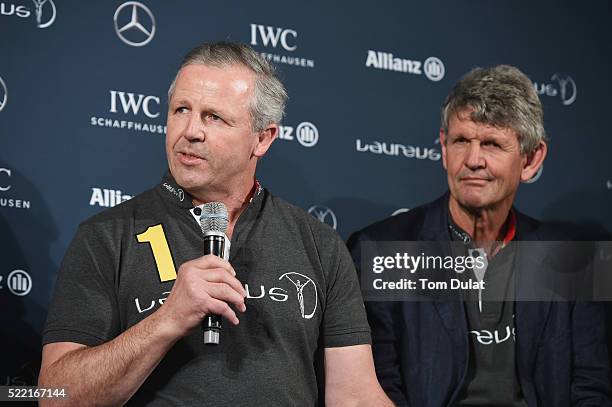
{"left": 440, "top": 128, "right": 448, "bottom": 170}
{"left": 520, "top": 141, "right": 547, "bottom": 182}
{"left": 253, "top": 124, "right": 279, "bottom": 158}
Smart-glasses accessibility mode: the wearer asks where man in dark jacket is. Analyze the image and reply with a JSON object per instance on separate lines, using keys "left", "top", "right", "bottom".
{"left": 348, "top": 65, "right": 612, "bottom": 406}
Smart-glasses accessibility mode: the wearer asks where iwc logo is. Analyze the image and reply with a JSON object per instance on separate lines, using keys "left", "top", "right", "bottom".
{"left": 0, "top": 168, "right": 32, "bottom": 210}
{"left": 249, "top": 23, "right": 315, "bottom": 68}
{"left": 90, "top": 89, "right": 166, "bottom": 135}
{"left": 113, "top": 1, "right": 155, "bottom": 47}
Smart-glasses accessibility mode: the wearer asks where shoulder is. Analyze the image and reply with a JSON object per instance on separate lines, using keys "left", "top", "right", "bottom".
{"left": 514, "top": 209, "right": 592, "bottom": 241}
{"left": 263, "top": 191, "right": 342, "bottom": 244}
{"left": 76, "top": 186, "right": 160, "bottom": 240}
{"left": 81, "top": 187, "right": 159, "bottom": 225}
{"left": 348, "top": 200, "right": 436, "bottom": 244}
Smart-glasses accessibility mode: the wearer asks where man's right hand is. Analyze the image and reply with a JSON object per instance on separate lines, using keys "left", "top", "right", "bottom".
{"left": 159, "top": 254, "right": 247, "bottom": 337}
{"left": 39, "top": 255, "right": 247, "bottom": 406}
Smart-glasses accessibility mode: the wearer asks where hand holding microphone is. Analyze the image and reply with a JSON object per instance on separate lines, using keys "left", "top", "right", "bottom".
{"left": 158, "top": 202, "right": 246, "bottom": 343}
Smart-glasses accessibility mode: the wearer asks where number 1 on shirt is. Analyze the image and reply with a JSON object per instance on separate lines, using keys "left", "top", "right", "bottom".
{"left": 136, "top": 224, "right": 177, "bottom": 282}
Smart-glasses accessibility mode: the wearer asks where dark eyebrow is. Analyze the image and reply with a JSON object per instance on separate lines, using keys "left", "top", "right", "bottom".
{"left": 482, "top": 135, "right": 503, "bottom": 143}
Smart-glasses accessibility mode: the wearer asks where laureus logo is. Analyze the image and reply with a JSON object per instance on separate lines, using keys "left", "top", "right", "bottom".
{"left": 32, "top": 0, "right": 55, "bottom": 28}
{"left": 279, "top": 272, "right": 318, "bottom": 319}
{"left": 534, "top": 73, "right": 577, "bottom": 106}
{"left": 0, "top": 0, "right": 55, "bottom": 28}
{"left": 308, "top": 205, "right": 338, "bottom": 230}
{"left": 0, "top": 76, "right": 6, "bottom": 112}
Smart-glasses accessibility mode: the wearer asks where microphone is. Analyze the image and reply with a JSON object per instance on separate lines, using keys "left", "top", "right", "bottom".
{"left": 200, "top": 202, "right": 229, "bottom": 345}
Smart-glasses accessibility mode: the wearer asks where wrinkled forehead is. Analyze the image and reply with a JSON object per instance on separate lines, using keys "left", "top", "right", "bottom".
{"left": 451, "top": 106, "right": 519, "bottom": 136}
{"left": 447, "top": 107, "right": 521, "bottom": 142}
{"left": 174, "top": 63, "right": 256, "bottom": 98}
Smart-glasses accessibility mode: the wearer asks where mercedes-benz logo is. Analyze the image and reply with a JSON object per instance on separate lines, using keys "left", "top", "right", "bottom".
{"left": 114, "top": 2, "right": 156, "bottom": 47}
{"left": 0, "top": 76, "right": 7, "bottom": 113}
{"left": 307, "top": 205, "right": 337, "bottom": 230}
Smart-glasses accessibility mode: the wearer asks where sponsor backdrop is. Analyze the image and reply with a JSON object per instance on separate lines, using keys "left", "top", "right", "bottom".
{"left": 1, "top": 0, "right": 611, "bottom": 387}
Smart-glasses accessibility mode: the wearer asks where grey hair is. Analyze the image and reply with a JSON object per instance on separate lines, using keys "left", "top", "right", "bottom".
{"left": 441, "top": 65, "right": 547, "bottom": 154}
{"left": 168, "top": 41, "right": 288, "bottom": 132}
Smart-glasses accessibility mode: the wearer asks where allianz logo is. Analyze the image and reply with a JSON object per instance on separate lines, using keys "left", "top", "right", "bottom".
{"left": 90, "top": 187, "right": 132, "bottom": 208}
{"left": 356, "top": 138, "right": 441, "bottom": 161}
{"left": 366, "top": 50, "right": 445, "bottom": 82}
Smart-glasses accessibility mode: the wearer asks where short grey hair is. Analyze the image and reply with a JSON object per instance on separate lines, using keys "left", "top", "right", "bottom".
{"left": 168, "top": 41, "right": 288, "bottom": 132}
{"left": 441, "top": 65, "right": 547, "bottom": 154}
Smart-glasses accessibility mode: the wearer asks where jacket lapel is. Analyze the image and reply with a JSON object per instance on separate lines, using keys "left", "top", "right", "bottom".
{"left": 420, "top": 195, "right": 469, "bottom": 348}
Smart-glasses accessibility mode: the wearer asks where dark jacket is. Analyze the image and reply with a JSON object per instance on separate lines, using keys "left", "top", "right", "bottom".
{"left": 347, "top": 194, "right": 612, "bottom": 407}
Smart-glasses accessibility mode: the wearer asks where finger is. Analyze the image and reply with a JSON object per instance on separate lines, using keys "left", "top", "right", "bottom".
{"left": 207, "top": 298, "right": 240, "bottom": 325}
{"left": 192, "top": 255, "right": 237, "bottom": 276}
{"left": 206, "top": 282, "right": 247, "bottom": 312}
{"left": 196, "top": 269, "right": 246, "bottom": 297}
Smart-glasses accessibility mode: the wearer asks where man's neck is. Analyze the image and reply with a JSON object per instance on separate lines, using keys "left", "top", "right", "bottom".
{"left": 191, "top": 180, "right": 258, "bottom": 239}
{"left": 448, "top": 195, "right": 512, "bottom": 250}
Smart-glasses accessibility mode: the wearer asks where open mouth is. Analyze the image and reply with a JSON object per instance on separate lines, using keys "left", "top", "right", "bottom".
{"left": 177, "top": 152, "right": 204, "bottom": 164}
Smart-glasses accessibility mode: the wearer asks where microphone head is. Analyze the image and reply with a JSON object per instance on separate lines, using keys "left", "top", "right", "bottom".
{"left": 200, "top": 202, "right": 229, "bottom": 234}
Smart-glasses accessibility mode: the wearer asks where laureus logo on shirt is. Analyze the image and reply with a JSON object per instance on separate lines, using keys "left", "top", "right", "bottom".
{"left": 134, "top": 273, "right": 319, "bottom": 320}
{"left": 279, "top": 272, "right": 318, "bottom": 319}
{"left": 469, "top": 315, "right": 516, "bottom": 345}
{"left": 162, "top": 182, "right": 184, "bottom": 202}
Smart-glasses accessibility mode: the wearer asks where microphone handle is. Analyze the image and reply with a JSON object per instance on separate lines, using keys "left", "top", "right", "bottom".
{"left": 202, "top": 233, "right": 226, "bottom": 345}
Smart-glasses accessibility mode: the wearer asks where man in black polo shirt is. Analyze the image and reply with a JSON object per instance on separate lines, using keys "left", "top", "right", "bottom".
{"left": 39, "top": 42, "right": 392, "bottom": 406}
{"left": 349, "top": 65, "right": 611, "bottom": 406}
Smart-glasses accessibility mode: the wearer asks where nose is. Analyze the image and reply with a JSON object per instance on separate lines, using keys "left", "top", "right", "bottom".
{"left": 183, "top": 112, "right": 205, "bottom": 142}
{"left": 465, "top": 141, "right": 485, "bottom": 170}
